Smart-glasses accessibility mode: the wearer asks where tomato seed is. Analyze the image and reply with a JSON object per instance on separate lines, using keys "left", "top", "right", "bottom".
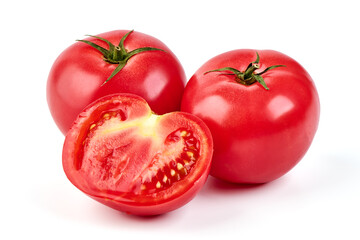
{"left": 163, "top": 175, "right": 168, "bottom": 183}
{"left": 177, "top": 162, "right": 183, "bottom": 170}
{"left": 137, "top": 128, "right": 201, "bottom": 194}
{"left": 180, "top": 130, "right": 188, "bottom": 137}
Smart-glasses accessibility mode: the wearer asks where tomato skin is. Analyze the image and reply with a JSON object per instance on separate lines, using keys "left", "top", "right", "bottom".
{"left": 47, "top": 30, "right": 186, "bottom": 135}
{"left": 88, "top": 173, "right": 209, "bottom": 215}
{"left": 63, "top": 94, "right": 213, "bottom": 215}
{"left": 181, "top": 49, "right": 320, "bottom": 184}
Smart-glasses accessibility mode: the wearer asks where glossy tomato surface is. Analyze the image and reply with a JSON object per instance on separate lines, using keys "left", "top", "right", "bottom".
{"left": 63, "top": 94, "right": 213, "bottom": 215}
{"left": 181, "top": 49, "right": 320, "bottom": 184}
{"left": 47, "top": 30, "right": 186, "bottom": 135}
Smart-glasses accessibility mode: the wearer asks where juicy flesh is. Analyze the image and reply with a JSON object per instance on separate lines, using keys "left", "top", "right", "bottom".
{"left": 79, "top": 111, "right": 200, "bottom": 195}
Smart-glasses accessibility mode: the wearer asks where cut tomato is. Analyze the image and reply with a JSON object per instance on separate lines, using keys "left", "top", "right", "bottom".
{"left": 63, "top": 94, "right": 213, "bottom": 215}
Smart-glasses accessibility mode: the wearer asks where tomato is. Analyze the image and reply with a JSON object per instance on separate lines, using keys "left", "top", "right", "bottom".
{"left": 181, "top": 49, "right": 320, "bottom": 184}
{"left": 63, "top": 94, "right": 213, "bottom": 215}
{"left": 47, "top": 30, "right": 186, "bottom": 135}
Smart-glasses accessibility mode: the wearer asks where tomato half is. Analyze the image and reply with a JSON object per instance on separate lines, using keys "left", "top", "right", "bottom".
{"left": 47, "top": 30, "right": 186, "bottom": 135}
{"left": 181, "top": 49, "right": 320, "bottom": 184}
{"left": 63, "top": 94, "right": 213, "bottom": 215}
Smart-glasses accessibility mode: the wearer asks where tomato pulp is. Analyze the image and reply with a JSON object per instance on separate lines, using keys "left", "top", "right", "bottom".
{"left": 47, "top": 30, "right": 186, "bottom": 135}
{"left": 63, "top": 94, "right": 213, "bottom": 215}
{"left": 181, "top": 49, "right": 320, "bottom": 184}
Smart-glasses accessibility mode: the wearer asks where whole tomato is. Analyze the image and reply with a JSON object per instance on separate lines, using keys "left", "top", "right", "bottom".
{"left": 47, "top": 30, "right": 186, "bottom": 135}
{"left": 181, "top": 49, "right": 320, "bottom": 184}
{"left": 63, "top": 94, "right": 213, "bottom": 215}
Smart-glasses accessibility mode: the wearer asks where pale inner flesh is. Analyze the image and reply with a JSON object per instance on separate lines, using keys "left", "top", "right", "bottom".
{"left": 80, "top": 112, "right": 200, "bottom": 195}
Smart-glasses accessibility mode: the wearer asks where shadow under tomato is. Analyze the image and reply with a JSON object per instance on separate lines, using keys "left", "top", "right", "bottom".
{"left": 119, "top": 178, "right": 270, "bottom": 220}
{"left": 200, "top": 176, "right": 270, "bottom": 196}
{"left": 118, "top": 211, "right": 171, "bottom": 221}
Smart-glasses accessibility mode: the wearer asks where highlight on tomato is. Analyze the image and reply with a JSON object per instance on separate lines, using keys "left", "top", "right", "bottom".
{"left": 47, "top": 30, "right": 186, "bottom": 135}
{"left": 181, "top": 49, "right": 320, "bottom": 184}
{"left": 62, "top": 94, "right": 213, "bottom": 215}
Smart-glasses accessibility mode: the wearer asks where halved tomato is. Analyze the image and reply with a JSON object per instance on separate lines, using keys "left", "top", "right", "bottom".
{"left": 62, "top": 94, "right": 213, "bottom": 215}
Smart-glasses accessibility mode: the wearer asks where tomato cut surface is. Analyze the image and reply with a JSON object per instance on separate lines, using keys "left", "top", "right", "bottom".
{"left": 63, "top": 94, "right": 213, "bottom": 215}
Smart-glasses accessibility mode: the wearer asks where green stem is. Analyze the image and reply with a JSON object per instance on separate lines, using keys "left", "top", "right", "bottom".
{"left": 243, "top": 64, "right": 260, "bottom": 79}
{"left": 204, "top": 51, "right": 285, "bottom": 90}
{"left": 77, "top": 30, "right": 165, "bottom": 85}
{"left": 112, "top": 46, "right": 121, "bottom": 62}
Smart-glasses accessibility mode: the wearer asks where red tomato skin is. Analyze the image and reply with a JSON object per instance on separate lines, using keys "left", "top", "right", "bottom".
{"left": 181, "top": 49, "right": 320, "bottom": 184}
{"left": 88, "top": 173, "right": 209, "bottom": 216}
{"left": 47, "top": 30, "right": 186, "bottom": 135}
{"left": 62, "top": 94, "right": 213, "bottom": 215}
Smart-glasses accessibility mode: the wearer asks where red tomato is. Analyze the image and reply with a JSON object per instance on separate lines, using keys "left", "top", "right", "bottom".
{"left": 181, "top": 49, "right": 320, "bottom": 184}
{"left": 47, "top": 30, "right": 186, "bottom": 135}
{"left": 63, "top": 94, "right": 213, "bottom": 215}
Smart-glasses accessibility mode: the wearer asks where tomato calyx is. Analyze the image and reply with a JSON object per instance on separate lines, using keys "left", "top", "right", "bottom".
{"left": 204, "top": 52, "right": 285, "bottom": 90}
{"left": 77, "top": 30, "right": 165, "bottom": 85}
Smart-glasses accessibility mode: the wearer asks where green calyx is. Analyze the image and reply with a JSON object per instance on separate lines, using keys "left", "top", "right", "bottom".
{"left": 205, "top": 52, "right": 285, "bottom": 90}
{"left": 77, "top": 30, "right": 165, "bottom": 85}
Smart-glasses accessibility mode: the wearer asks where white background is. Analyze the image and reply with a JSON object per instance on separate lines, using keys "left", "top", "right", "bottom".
{"left": 1, "top": 0, "right": 359, "bottom": 239}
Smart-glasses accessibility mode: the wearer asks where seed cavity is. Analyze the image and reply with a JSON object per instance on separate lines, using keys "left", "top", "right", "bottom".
{"left": 137, "top": 128, "right": 200, "bottom": 194}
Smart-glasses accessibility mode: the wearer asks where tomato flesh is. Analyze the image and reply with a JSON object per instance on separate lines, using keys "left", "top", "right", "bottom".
{"left": 63, "top": 94, "right": 213, "bottom": 215}
{"left": 135, "top": 128, "right": 200, "bottom": 194}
